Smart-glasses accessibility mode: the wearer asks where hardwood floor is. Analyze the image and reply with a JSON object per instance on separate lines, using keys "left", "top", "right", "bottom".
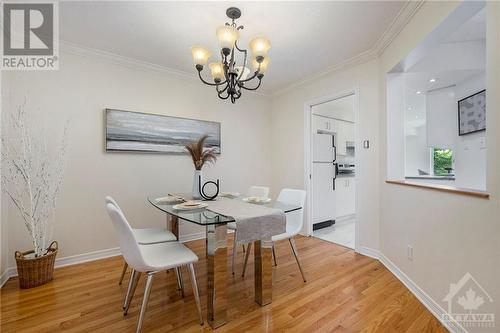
{"left": 1, "top": 236, "right": 447, "bottom": 332}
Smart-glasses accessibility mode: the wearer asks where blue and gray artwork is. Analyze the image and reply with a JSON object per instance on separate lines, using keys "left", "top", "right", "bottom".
{"left": 459, "top": 90, "right": 486, "bottom": 135}
{"left": 106, "top": 109, "right": 220, "bottom": 153}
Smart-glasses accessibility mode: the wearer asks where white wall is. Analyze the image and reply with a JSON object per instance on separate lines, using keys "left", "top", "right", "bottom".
{"left": 405, "top": 125, "right": 430, "bottom": 176}
{"left": 1, "top": 50, "right": 273, "bottom": 270}
{"left": 380, "top": 1, "right": 500, "bottom": 328}
{"left": 271, "top": 59, "right": 381, "bottom": 252}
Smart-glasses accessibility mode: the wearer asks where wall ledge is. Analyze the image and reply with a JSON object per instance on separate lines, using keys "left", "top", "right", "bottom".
{"left": 386, "top": 180, "right": 490, "bottom": 199}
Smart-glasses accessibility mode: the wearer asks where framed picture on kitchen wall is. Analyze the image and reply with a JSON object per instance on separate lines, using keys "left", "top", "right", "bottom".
{"left": 105, "top": 109, "right": 221, "bottom": 154}
{"left": 458, "top": 89, "right": 486, "bottom": 136}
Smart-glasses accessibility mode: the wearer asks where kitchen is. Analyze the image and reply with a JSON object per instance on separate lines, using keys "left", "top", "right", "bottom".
{"left": 310, "top": 94, "right": 356, "bottom": 249}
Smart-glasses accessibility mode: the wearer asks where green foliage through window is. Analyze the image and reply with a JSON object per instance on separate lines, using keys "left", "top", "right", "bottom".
{"left": 433, "top": 148, "right": 453, "bottom": 176}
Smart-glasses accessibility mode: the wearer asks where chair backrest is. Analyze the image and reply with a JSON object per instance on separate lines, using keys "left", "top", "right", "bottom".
{"left": 277, "top": 188, "right": 307, "bottom": 234}
{"left": 105, "top": 203, "right": 147, "bottom": 272}
{"left": 105, "top": 196, "right": 119, "bottom": 208}
{"left": 247, "top": 186, "right": 270, "bottom": 198}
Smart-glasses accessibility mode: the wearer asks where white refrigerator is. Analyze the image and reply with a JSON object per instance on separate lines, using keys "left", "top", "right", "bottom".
{"left": 312, "top": 131, "right": 338, "bottom": 226}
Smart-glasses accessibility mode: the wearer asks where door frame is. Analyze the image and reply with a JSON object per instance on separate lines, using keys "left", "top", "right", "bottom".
{"left": 303, "top": 88, "right": 360, "bottom": 252}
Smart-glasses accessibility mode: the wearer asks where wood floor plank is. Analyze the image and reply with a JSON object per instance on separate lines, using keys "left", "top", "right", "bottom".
{"left": 1, "top": 235, "right": 447, "bottom": 332}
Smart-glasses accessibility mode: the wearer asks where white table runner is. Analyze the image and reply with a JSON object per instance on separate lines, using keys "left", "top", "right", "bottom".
{"left": 206, "top": 198, "right": 286, "bottom": 243}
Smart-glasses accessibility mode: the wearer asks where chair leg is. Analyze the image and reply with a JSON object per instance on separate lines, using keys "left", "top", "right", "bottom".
{"left": 124, "top": 271, "right": 142, "bottom": 315}
{"left": 123, "top": 269, "right": 135, "bottom": 309}
{"left": 272, "top": 244, "right": 277, "bottom": 267}
{"left": 136, "top": 272, "right": 154, "bottom": 333}
{"left": 242, "top": 244, "right": 246, "bottom": 253}
{"left": 175, "top": 267, "right": 185, "bottom": 297}
{"left": 231, "top": 231, "right": 237, "bottom": 275}
{"left": 242, "top": 242, "right": 252, "bottom": 277}
{"left": 119, "top": 262, "right": 128, "bottom": 285}
{"left": 289, "top": 238, "right": 307, "bottom": 282}
{"left": 187, "top": 263, "right": 204, "bottom": 325}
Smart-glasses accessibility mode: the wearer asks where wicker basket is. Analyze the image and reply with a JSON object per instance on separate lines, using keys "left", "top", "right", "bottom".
{"left": 15, "top": 241, "right": 58, "bottom": 289}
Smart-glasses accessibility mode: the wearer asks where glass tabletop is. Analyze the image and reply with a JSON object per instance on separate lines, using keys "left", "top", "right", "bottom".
{"left": 148, "top": 195, "right": 301, "bottom": 226}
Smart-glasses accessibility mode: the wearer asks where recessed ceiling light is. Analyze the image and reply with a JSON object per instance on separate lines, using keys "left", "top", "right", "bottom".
{"left": 416, "top": 91, "right": 422, "bottom": 95}
{"left": 429, "top": 78, "right": 438, "bottom": 83}
{"left": 407, "top": 107, "right": 412, "bottom": 111}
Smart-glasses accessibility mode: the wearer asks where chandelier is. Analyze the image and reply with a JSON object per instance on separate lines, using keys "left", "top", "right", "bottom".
{"left": 190, "top": 7, "right": 271, "bottom": 104}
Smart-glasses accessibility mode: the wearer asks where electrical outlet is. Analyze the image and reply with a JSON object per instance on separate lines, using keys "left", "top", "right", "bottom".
{"left": 407, "top": 245, "right": 414, "bottom": 261}
{"left": 479, "top": 137, "right": 486, "bottom": 149}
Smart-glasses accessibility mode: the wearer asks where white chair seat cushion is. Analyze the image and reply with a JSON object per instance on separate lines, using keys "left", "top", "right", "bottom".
{"left": 133, "top": 228, "right": 177, "bottom": 245}
{"left": 138, "top": 242, "right": 198, "bottom": 272}
{"left": 271, "top": 223, "right": 301, "bottom": 242}
{"left": 227, "top": 222, "right": 237, "bottom": 230}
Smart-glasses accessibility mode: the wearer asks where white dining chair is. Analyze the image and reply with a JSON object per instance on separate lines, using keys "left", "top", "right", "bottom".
{"left": 106, "top": 203, "right": 203, "bottom": 333}
{"left": 228, "top": 186, "right": 270, "bottom": 274}
{"left": 242, "top": 188, "right": 307, "bottom": 282}
{"left": 105, "top": 196, "right": 177, "bottom": 286}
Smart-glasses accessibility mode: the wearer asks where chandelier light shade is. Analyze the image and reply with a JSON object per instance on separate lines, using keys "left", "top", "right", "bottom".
{"left": 191, "top": 46, "right": 211, "bottom": 66}
{"left": 252, "top": 56, "right": 270, "bottom": 73}
{"left": 249, "top": 37, "right": 271, "bottom": 58}
{"left": 209, "top": 62, "right": 225, "bottom": 82}
{"left": 191, "top": 7, "right": 271, "bottom": 103}
{"left": 216, "top": 25, "right": 239, "bottom": 51}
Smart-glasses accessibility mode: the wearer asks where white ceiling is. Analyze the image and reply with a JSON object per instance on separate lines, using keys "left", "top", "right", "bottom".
{"left": 59, "top": 1, "right": 406, "bottom": 94}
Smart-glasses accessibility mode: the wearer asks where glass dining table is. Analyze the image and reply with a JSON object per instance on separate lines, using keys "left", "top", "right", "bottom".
{"left": 148, "top": 195, "right": 301, "bottom": 329}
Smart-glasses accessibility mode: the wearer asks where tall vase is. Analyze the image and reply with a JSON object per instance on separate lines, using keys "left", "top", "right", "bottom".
{"left": 192, "top": 170, "right": 203, "bottom": 200}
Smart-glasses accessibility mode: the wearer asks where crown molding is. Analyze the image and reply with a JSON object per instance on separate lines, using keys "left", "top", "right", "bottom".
{"left": 59, "top": 40, "right": 272, "bottom": 98}
{"left": 373, "top": 0, "right": 425, "bottom": 56}
{"left": 273, "top": 0, "right": 425, "bottom": 97}
{"left": 60, "top": 40, "right": 197, "bottom": 80}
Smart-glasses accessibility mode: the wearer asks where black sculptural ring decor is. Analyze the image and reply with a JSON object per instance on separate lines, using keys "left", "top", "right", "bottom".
{"left": 198, "top": 176, "right": 219, "bottom": 201}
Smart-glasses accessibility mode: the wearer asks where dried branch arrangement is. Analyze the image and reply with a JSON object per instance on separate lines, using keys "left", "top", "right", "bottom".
{"left": 1, "top": 100, "right": 67, "bottom": 257}
{"left": 185, "top": 135, "right": 217, "bottom": 170}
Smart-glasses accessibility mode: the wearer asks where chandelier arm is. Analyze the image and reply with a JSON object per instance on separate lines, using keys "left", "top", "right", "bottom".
{"left": 218, "top": 89, "right": 230, "bottom": 100}
{"left": 197, "top": 70, "right": 227, "bottom": 87}
{"left": 239, "top": 78, "right": 262, "bottom": 91}
{"left": 238, "top": 71, "right": 259, "bottom": 83}
{"left": 234, "top": 40, "right": 246, "bottom": 53}
{"left": 216, "top": 82, "right": 229, "bottom": 94}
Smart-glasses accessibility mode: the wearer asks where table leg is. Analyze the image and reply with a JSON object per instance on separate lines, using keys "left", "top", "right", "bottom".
{"left": 254, "top": 239, "right": 273, "bottom": 306}
{"left": 206, "top": 223, "right": 228, "bottom": 328}
{"left": 166, "top": 214, "right": 179, "bottom": 240}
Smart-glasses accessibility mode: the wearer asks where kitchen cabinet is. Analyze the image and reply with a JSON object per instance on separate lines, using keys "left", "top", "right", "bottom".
{"left": 335, "top": 121, "right": 355, "bottom": 156}
{"left": 312, "top": 115, "right": 333, "bottom": 132}
{"left": 336, "top": 177, "right": 355, "bottom": 218}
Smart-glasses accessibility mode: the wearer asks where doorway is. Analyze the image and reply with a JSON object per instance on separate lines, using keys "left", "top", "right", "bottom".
{"left": 305, "top": 92, "right": 358, "bottom": 250}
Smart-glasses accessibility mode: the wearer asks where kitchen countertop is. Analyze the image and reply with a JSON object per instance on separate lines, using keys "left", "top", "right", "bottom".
{"left": 405, "top": 176, "right": 455, "bottom": 180}
{"left": 337, "top": 173, "right": 355, "bottom": 178}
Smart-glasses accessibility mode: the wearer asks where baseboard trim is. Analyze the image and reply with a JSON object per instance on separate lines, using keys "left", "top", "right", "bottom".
{"left": 378, "top": 253, "right": 467, "bottom": 333}
{"left": 0, "top": 269, "right": 13, "bottom": 288}
{"left": 357, "top": 246, "right": 380, "bottom": 260}
{"left": 0, "top": 232, "right": 208, "bottom": 288}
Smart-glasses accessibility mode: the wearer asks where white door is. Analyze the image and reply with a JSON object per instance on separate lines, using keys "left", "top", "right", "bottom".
{"left": 312, "top": 163, "right": 336, "bottom": 224}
